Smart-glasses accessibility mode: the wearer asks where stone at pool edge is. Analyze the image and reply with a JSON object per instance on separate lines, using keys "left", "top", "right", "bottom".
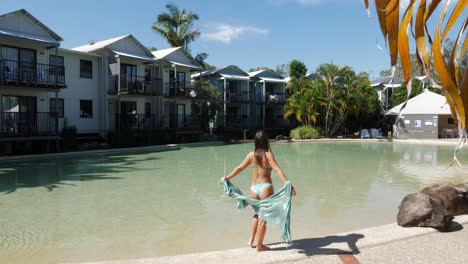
{"left": 397, "top": 192, "right": 454, "bottom": 231}
{"left": 421, "top": 183, "right": 468, "bottom": 216}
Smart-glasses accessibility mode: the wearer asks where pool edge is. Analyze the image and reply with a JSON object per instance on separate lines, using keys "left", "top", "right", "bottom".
{"left": 63, "top": 215, "right": 468, "bottom": 264}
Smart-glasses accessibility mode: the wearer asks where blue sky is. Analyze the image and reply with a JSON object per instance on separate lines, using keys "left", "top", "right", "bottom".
{"left": 0, "top": 0, "right": 462, "bottom": 79}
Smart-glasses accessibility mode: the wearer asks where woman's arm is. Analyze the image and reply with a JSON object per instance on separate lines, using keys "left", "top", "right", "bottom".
{"left": 266, "top": 151, "right": 296, "bottom": 196}
{"left": 225, "top": 152, "right": 252, "bottom": 181}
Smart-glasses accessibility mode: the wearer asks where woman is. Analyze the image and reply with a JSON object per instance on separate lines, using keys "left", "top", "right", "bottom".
{"left": 224, "top": 130, "right": 296, "bottom": 252}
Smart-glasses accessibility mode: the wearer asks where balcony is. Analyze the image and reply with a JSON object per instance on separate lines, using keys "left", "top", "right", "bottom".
{"left": 164, "top": 82, "right": 199, "bottom": 98}
{"left": 109, "top": 113, "right": 161, "bottom": 131}
{"left": 263, "top": 93, "right": 286, "bottom": 104}
{"left": 0, "top": 112, "right": 58, "bottom": 137}
{"left": 167, "top": 114, "right": 200, "bottom": 129}
{"left": 265, "top": 117, "right": 291, "bottom": 129}
{"left": 0, "top": 60, "right": 65, "bottom": 88}
{"left": 213, "top": 114, "right": 250, "bottom": 129}
{"left": 225, "top": 91, "right": 250, "bottom": 103}
{"left": 108, "top": 74, "right": 162, "bottom": 96}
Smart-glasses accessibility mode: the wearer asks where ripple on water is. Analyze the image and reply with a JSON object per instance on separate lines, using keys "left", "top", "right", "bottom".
{"left": 0, "top": 221, "right": 49, "bottom": 263}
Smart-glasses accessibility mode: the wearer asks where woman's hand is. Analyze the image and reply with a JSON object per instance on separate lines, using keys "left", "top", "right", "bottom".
{"left": 292, "top": 186, "right": 297, "bottom": 196}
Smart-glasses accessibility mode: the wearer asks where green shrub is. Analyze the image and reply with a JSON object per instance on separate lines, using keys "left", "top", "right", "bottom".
{"left": 290, "top": 126, "right": 320, "bottom": 139}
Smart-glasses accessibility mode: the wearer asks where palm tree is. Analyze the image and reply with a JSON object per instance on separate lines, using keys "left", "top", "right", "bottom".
{"left": 152, "top": 3, "right": 201, "bottom": 50}
{"left": 285, "top": 76, "right": 322, "bottom": 126}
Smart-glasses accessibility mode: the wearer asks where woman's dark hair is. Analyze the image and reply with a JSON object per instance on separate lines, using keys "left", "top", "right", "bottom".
{"left": 254, "top": 130, "right": 270, "bottom": 165}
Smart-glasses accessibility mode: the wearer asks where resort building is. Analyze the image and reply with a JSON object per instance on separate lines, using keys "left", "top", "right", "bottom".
{"left": 0, "top": 9, "right": 105, "bottom": 153}
{"left": 371, "top": 76, "right": 403, "bottom": 111}
{"left": 151, "top": 47, "right": 203, "bottom": 130}
{"left": 193, "top": 65, "right": 251, "bottom": 130}
{"left": 248, "top": 69, "right": 289, "bottom": 129}
{"left": 73, "top": 35, "right": 160, "bottom": 133}
{"left": 386, "top": 89, "right": 455, "bottom": 139}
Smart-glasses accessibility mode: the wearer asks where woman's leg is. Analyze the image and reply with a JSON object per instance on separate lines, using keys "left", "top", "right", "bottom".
{"left": 249, "top": 191, "right": 259, "bottom": 247}
{"left": 249, "top": 214, "right": 258, "bottom": 247}
{"left": 256, "top": 186, "right": 274, "bottom": 252}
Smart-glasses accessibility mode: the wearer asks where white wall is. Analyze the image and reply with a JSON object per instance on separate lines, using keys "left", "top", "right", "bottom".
{"left": 54, "top": 50, "right": 104, "bottom": 134}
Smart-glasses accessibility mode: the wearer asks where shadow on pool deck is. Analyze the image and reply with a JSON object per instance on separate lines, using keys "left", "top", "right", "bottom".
{"left": 0, "top": 153, "right": 164, "bottom": 194}
{"left": 270, "top": 233, "right": 364, "bottom": 256}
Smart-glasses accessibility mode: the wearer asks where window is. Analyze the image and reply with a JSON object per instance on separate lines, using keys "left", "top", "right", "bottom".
{"left": 49, "top": 55, "right": 65, "bottom": 83}
{"left": 49, "top": 55, "right": 64, "bottom": 67}
{"left": 414, "top": 120, "right": 421, "bottom": 128}
{"left": 145, "top": 103, "right": 151, "bottom": 118}
{"left": 49, "top": 98, "right": 64, "bottom": 118}
{"left": 145, "top": 68, "right": 151, "bottom": 82}
{"left": 80, "top": 60, "right": 93, "bottom": 79}
{"left": 80, "top": 100, "right": 93, "bottom": 118}
{"left": 448, "top": 118, "right": 454, "bottom": 124}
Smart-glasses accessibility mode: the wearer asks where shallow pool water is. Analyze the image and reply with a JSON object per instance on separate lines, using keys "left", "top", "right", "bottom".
{"left": 1, "top": 142, "right": 467, "bottom": 263}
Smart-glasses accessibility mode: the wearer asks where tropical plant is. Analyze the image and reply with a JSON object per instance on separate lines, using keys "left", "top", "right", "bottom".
{"left": 364, "top": 0, "right": 468, "bottom": 162}
{"left": 314, "top": 64, "right": 364, "bottom": 137}
{"left": 284, "top": 76, "right": 322, "bottom": 126}
{"left": 276, "top": 63, "right": 290, "bottom": 77}
{"left": 192, "top": 79, "right": 223, "bottom": 131}
{"left": 290, "top": 60, "right": 308, "bottom": 79}
{"left": 152, "top": 3, "right": 201, "bottom": 50}
{"left": 290, "top": 126, "right": 321, "bottom": 140}
{"left": 195, "top": 53, "right": 216, "bottom": 70}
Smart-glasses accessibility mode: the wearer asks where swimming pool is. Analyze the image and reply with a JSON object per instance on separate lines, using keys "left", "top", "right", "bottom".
{"left": 1, "top": 142, "right": 467, "bottom": 263}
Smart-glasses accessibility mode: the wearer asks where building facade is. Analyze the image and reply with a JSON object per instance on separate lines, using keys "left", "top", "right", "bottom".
{"left": 249, "top": 69, "right": 289, "bottom": 129}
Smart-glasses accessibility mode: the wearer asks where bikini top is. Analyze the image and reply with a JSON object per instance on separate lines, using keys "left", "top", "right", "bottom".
{"left": 254, "top": 165, "right": 273, "bottom": 171}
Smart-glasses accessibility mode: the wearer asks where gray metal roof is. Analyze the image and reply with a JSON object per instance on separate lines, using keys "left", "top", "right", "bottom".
{"left": 0, "top": 9, "right": 63, "bottom": 43}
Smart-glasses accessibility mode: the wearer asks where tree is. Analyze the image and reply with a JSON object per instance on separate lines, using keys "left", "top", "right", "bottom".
{"left": 248, "top": 66, "right": 269, "bottom": 72}
{"left": 276, "top": 63, "right": 290, "bottom": 77}
{"left": 285, "top": 76, "right": 321, "bottom": 126}
{"left": 195, "top": 53, "right": 216, "bottom": 70}
{"left": 192, "top": 79, "right": 222, "bottom": 131}
{"left": 289, "top": 60, "right": 307, "bottom": 79}
{"left": 152, "top": 3, "right": 201, "bottom": 50}
{"left": 285, "top": 62, "right": 381, "bottom": 136}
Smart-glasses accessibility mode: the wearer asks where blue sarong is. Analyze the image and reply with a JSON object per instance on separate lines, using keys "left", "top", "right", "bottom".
{"left": 221, "top": 177, "right": 292, "bottom": 244}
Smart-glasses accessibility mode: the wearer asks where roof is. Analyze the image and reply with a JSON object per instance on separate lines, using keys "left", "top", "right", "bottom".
{"left": 73, "top": 34, "right": 154, "bottom": 59}
{"left": 152, "top": 47, "right": 180, "bottom": 59}
{"left": 58, "top": 48, "right": 102, "bottom": 58}
{"left": 371, "top": 76, "right": 404, "bottom": 87}
{"left": 248, "top": 69, "right": 267, "bottom": 76}
{"left": 112, "top": 50, "right": 155, "bottom": 61}
{"left": 73, "top": 35, "right": 128, "bottom": 52}
{"left": 248, "top": 69, "right": 286, "bottom": 83}
{"left": 386, "top": 90, "right": 452, "bottom": 116}
{"left": 0, "top": 9, "right": 63, "bottom": 45}
{"left": 258, "top": 77, "right": 287, "bottom": 83}
{"left": 151, "top": 47, "right": 202, "bottom": 70}
{"left": 195, "top": 65, "right": 249, "bottom": 79}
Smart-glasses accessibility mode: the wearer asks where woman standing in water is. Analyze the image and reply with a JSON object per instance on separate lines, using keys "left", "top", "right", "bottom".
{"left": 224, "top": 130, "right": 296, "bottom": 252}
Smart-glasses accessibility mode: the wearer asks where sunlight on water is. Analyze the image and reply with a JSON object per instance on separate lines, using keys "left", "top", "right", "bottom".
{"left": 0, "top": 142, "right": 467, "bottom": 263}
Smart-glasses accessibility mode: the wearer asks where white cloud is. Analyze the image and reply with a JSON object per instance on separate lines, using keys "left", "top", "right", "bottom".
{"left": 203, "top": 24, "right": 269, "bottom": 44}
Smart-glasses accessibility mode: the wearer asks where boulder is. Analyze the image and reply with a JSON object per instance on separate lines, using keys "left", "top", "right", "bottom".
{"left": 397, "top": 193, "right": 454, "bottom": 231}
{"left": 421, "top": 183, "right": 468, "bottom": 216}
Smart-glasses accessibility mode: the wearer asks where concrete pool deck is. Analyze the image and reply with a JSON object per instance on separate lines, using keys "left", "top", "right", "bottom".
{"left": 69, "top": 215, "right": 468, "bottom": 264}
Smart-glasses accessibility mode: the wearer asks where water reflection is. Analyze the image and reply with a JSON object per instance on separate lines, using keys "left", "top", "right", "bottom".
{"left": 0, "top": 142, "right": 467, "bottom": 263}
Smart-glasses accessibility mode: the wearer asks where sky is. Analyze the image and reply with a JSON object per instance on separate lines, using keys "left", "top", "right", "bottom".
{"left": 0, "top": 0, "right": 463, "bottom": 79}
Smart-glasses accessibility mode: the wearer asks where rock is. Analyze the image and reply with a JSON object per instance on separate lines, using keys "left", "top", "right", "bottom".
{"left": 276, "top": 135, "right": 284, "bottom": 141}
{"left": 421, "top": 183, "right": 468, "bottom": 216}
{"left": 397, "top": 193, "right": 453, "bottom": 231}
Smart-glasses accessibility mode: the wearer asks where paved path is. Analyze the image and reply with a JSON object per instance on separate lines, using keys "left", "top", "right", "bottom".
{"left": 69, "top": 215, "right": 468, "bottom": 264}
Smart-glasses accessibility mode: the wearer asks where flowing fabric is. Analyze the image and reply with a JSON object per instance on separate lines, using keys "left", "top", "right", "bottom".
{"left": 221, "top": 177, "right": 292, "bottom": 244}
